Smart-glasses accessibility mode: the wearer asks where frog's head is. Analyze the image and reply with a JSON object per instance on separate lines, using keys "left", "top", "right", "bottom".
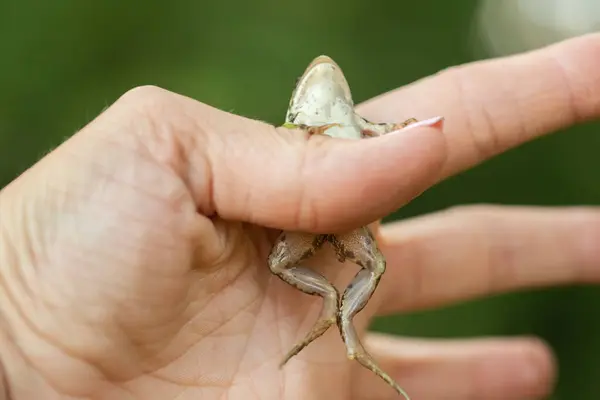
{"left": 285, "top": 55, "right": 356, "bottom": 128}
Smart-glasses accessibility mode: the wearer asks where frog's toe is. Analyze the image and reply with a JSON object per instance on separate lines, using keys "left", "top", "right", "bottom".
{"left": 279, "top": 315, "right": 337, "bottom": 368}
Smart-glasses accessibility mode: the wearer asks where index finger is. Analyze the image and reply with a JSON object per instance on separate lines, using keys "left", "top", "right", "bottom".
{"left": 357, "top": 33, "right": 600, "bottom": 180}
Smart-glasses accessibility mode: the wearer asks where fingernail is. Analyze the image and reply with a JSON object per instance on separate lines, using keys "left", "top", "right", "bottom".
{"left": 401, "top": 116, "right": 445, "bottom": 132}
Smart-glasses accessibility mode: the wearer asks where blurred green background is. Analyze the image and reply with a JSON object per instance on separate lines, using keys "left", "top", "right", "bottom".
{"left": 1, "top": 1, "right": 598, "bottom": 398}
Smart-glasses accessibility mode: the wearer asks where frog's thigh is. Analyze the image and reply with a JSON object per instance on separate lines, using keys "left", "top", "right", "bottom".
{"left": 268, "top": 232, "right": 328, "bottom": 289}
{"left": 267, "top": 232, "right": 340, "bottom": 366}
{"left": 329, "top": 227, "right": 385, "bottom": 323}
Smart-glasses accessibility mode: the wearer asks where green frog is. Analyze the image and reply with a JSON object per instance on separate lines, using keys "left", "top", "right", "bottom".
{"left": 269, "top": 55, "right": 443, "bottom": 399}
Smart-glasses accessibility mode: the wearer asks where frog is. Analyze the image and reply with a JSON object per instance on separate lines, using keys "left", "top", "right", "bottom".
{"left": 268, "top": 55, "right": 443, "bottom": 399}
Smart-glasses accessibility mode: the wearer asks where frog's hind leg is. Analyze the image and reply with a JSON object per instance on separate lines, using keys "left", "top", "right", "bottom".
{"left": 268, "top": 232, "right": 340, "bottom": 367}
{"left": 329, "top": 227, "right": 411, "bottom": 399}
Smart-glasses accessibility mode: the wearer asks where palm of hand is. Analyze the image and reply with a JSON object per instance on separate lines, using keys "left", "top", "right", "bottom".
{"left": 4, "top": 116, "right": 384, "bottom": 399}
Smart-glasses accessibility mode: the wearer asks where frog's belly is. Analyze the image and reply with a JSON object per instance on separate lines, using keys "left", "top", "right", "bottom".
{"left": 291, "top": 98, "right": 363, "bottom": 140}
{"left": 322, "top": 124, "right": 362, "bottom": 139}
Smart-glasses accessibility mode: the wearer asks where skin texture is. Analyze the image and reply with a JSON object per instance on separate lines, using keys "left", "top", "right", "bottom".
{"left": 0, "top": 33, "right": 599, "bottom": 400}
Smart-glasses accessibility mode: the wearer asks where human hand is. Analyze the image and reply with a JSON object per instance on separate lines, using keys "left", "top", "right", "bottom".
{"left": 1, "top": 33, "right": 599, "bottom": 400}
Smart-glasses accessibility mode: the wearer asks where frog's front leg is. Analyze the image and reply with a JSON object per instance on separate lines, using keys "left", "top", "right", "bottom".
{"left": 268, "top": 231, "right": 340, "bottom": 367}
{"left": 359, "top": 117, "right": 418, "bottom": 138}
{"left": 330, "top": 227, "right": 411, "bottom": 399}
{"left": 282, "top": 122, "right": 342, "bottom": 136}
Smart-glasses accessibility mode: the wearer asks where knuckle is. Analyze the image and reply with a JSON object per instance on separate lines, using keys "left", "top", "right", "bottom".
{"left": 116, "top": 85, "right": 176, "bottom": 116}
{"left": 452, "top": 67, "right": 503, "bottom": 159}
{"left": 293, "top": 147, "right": 323, "bottom": 232}
{"left": 296, "top": 191, "right": 321, "bottom": 232}
{"left": 120, "top": 84, "right": 170, "bottom": 103}
{"left": 439, "top": 64, "right": 516, "bottom": 162}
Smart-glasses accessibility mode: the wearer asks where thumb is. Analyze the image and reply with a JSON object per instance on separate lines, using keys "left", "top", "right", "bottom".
{"left": 160, "top": 90, "right": 447, "bottom": 233}
{"left": 97, "top": 86, "right": 448, "bottom": 233}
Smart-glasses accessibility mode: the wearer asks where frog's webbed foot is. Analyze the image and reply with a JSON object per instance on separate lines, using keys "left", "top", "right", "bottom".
{"left": 268, "top": 232, "right": 340, "bottom": 367}
{"left": 282, "top": 122, "right": 342, "bottom": 136}
{"left": 330, "top": 227, "right": 411, "bottom": 400}
{"left": 360, "top": 117, "right": 419, "bottom": 138}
